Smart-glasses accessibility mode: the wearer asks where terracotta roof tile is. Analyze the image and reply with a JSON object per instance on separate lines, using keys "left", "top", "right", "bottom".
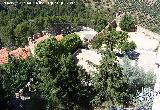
{"left": 9, "top": 47, "right": 30, "bottom": 59}
{"left": 0, "top": 48, "right": 9, "bottom": 64}
{"left": 0, "top": 34, "right": 63, "bottom": 65}
{"left": 55, "top": 34, "right": 63, "bottom": 41}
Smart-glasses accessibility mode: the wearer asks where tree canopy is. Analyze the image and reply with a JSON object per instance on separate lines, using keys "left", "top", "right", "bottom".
{"left": 92, "top": 48, "right": 128, "bottom": 108}
{"left": 0, "top": 2, "right": 109, "bottom": 48}
{"left": 92, "top": 29, "right": 136, "bottom": 53}
{"left": 119, "top": 14, "right": 137, "bottom": 32}
{"left": 0, "top": 1, "right": 155, "bottom": 109}
{"left": 34, "top": 37, "right": 93, "bottom": 109}
{"left": 0, "top": 57, "right": 36, "bottom": 109}
{"left": 60, "top": 34, "right": 82, "bottom": 53}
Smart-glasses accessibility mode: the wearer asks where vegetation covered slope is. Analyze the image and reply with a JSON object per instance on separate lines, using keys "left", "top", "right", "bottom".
{"left": 0, "top": 0, "right": 111, "bottom": 48}
{"left": 114, "top": 0, "right": 160, "bottom": 34}
{"left": 0, "top": 0, "right": 157, "bottom": 109}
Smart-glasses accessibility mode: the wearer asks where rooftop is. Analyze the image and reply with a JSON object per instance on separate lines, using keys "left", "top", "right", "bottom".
{"left": 0, "top": 48, "right": 9, "bottom": 64}
{"left": 0, "top": 47, "right": 31, "bottom": 65}
{"left": 0, "top": 34, "right": 64, "bottom": 65}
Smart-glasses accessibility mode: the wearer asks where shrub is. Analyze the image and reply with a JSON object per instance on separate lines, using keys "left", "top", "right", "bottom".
{"left": 35, "top": 38, "right": 60, "bottom": 58}
{"left": 122, "top": 56, "right": 155, "bottom": 92}
{"left": 60, "top": 34, "right": 82, "bottom": 53}
{"left": 121, "top": 56, "right": 155, "bottom": 106}
{"left": 91, "top": 34, "right": 105, "bottom": 49}
{"left": 121, "top": 41, "right": 137, "bottom": 52}
{"left": 119, "top": 14, "right": 136, "bottom": 32}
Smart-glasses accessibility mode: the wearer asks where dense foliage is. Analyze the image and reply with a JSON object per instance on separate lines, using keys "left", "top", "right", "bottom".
{"left": 91, "top": 33, "right": 105, "bottom": 49}
{"left": 0, "top": 2, "right": 110, "bottom": 48}
{"left": 121, "top": 41, "right": 136, "bottom": 52}
{"left": 91, "top": 29, "right": 136, "bottom": 53}
{"left": 92, "top": 48, "right": 128, "bottom": 108}
{"left": 35, "top": 33, "right": 82, "bottom": 56}
{"left": 122, "top": 56, "right": 155, "bottom": 91}
{"left": 15, "top": 22, "right": 30, "bottom": 46}
{"left": 121, "top": 56, "right": 155, "bottom": 107}
{"left": 34, "top": 38, "right": 93, "bottom": 109}
{"left": 34, "top": 54, "right": 93, "bottom": 109}
{"left": 0, "top": 1, "right": 157, "bottom": 110}
{"left": 119, "top": 14, "right": 136, "bottom": 32}
{"left": 35, "top": 38, "right": 60, "bottom": 58}
{"left": 60, "top": 34, "right": 82, "bottom": 53}
{"left": 91, "top": 31, "right": 136, "bottom": 108}
{"left": 115, "top": 0, "right": 160, "bottom": 34}
{"left": 90, "top": 27, "right": 154, "bottom": 108}
{"left": 0, "top": 57, "right": 36, "bottom": 109}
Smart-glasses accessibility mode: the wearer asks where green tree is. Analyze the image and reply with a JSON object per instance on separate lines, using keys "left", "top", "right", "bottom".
{"left": 0, "top": 20, "right": 16, "bottom": 48}
{"left": 95, "top": 19, "right": 108, "bottom": 32}
{"left": 32, "top": 17, "right": 45, "bottom": 33}
{"left": 91, "top": 33, "right": 105, "bottom": 49}
{"left": 91, "top": 30, "right": 137, "bottom": 108}
{"left": 34, "top": 38, "right": 93, "bottom": 109}
{"left": 92, "top": 29, "right": 131, "bottom": 52}
{"left": 121, "top": 41, "right": 137, "bottom": 53}
{"left": 35, "top": 38, "right": 60, "bottom": 58}
{"left": 15, "top": 22, "right": 29, "bottom": 46}
{"left": 92, "top": 48, "right": 128, "bottom": 108}
{"left": 0, "top": 57, "right": 36, "bottom": 109}
{"left": 106, "top": 29, "right": 129, "bottom": 52}
{"left": 119, "top": 14, "right": 136, "bottom": 32}
{"left": 0, "top": 66, "right": 8, "bottom": 109}
{"left": 60, "top": 34, "right": 82, "bottom": 53}
{"left": 1, "top": 57, "right": 36, "bottom": 96}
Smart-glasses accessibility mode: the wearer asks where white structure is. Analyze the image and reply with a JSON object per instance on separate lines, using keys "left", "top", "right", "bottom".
{"left": 73, "top": 49, "right": 101, "bottom": 74}
{"left": 75, "top": 27, "right": 97, "bottom": 43}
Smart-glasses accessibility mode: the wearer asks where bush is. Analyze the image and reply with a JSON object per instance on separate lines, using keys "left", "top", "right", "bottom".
{"left": 60, "top": 34, "right": 82, "bottom": 53}
{"left": 122, "top": 56, "right": 155, "bottom": 92}
{"left": 91, "top": 29, "right": 130, "bottom": 51}
{"left": 91, "top": 34, "right": 105, "bottom": 49}
{"left": 121, "top": 56, "right": 155, "bottom": 106}
{"left": 121, "top": 41, "right": 137, "bottom": 52}
{"left": 35, "top": 38, "right": 60, "bottom": 58}
{"left": 119, "top": 14, "right": 136, "bottom": 32}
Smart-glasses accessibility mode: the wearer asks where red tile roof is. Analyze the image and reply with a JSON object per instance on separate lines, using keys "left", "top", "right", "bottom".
{"left": 0, "top": 47, "right": 31, "bottom": 65}
{"left": 9, "top": 47, "right": 30, "bottom": 59}
{"left": 0, "top": 34, "right": 63, "bottom": 65}
{"left": 0, "top": 48, "right": 9, "bottom": 64}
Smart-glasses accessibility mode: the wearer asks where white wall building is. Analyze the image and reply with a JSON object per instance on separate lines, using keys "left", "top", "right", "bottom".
{"left": 73, "top": 49, "right": 101, "bottom": 74}
{"left": 75, "top": 26, "right": 97, "bottom": 43}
